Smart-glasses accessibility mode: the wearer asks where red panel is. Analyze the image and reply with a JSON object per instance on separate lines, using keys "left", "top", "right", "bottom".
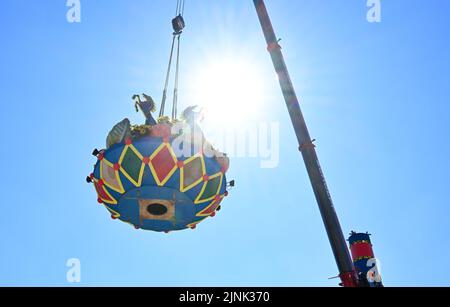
{"left": 350, "top": 242, "right": 375, "bottom": 261}
{"left": 198, "top": 198, "right": 222, "bottom": 216}
{"left": 94, "top": 181, "right": 113, "bottom": 202}
{"left": 151, "top": 146, "right": 176, "bottom": 182}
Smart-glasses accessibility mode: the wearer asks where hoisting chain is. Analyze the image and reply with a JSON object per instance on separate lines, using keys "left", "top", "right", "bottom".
{"left": 160, "top": 0, "right": 186, "bottom": 120}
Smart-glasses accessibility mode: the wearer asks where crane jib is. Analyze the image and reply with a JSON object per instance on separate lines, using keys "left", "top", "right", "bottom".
{"left": 252, "top": 0, "right": 359, "bottom": 287}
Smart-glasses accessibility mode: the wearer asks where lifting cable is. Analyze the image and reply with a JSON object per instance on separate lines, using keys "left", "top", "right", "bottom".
{"left": 160, "top": 0, "right": 186, "bottom": 120}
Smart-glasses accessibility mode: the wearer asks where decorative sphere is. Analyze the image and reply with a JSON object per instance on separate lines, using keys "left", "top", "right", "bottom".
{"left": 90, "top": 124, "right": 229, "bottom": 232}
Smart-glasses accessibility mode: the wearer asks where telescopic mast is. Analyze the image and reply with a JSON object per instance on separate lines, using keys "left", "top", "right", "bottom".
{"left": 253, "top": 0, "right": 359, "bottom": 287}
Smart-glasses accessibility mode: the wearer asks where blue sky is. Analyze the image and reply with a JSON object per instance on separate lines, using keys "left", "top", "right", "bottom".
{"left": 1, "top": 0, "right": 449, "bottom": 286}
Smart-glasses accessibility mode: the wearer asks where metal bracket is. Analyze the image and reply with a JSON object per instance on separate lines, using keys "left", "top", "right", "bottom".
{"left": 299, "top": 139, "right": 316, "bottom": 151}
{"left": 267, "top": 39, "right": 282, "bottom": 52}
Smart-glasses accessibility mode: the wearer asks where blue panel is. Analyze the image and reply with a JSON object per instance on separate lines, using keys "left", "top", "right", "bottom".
{"left": 354, "top": 258, "right": 374, "bottom": 275}
{"left": 349, "top": 233, "right": 371, "bottom": 245}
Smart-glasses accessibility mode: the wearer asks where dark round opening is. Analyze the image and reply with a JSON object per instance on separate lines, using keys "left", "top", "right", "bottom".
{"left": 147, "top": 203, "right": 168, "bottom": 216}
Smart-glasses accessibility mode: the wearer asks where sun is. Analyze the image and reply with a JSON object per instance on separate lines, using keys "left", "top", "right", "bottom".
{"left": 189, "top": 57, "right": 266, "bottom": 128}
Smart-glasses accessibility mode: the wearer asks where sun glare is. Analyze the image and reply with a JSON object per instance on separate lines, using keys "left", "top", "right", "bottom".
{"left": 190, "top": 57, "right": 266, "bottom": 127}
